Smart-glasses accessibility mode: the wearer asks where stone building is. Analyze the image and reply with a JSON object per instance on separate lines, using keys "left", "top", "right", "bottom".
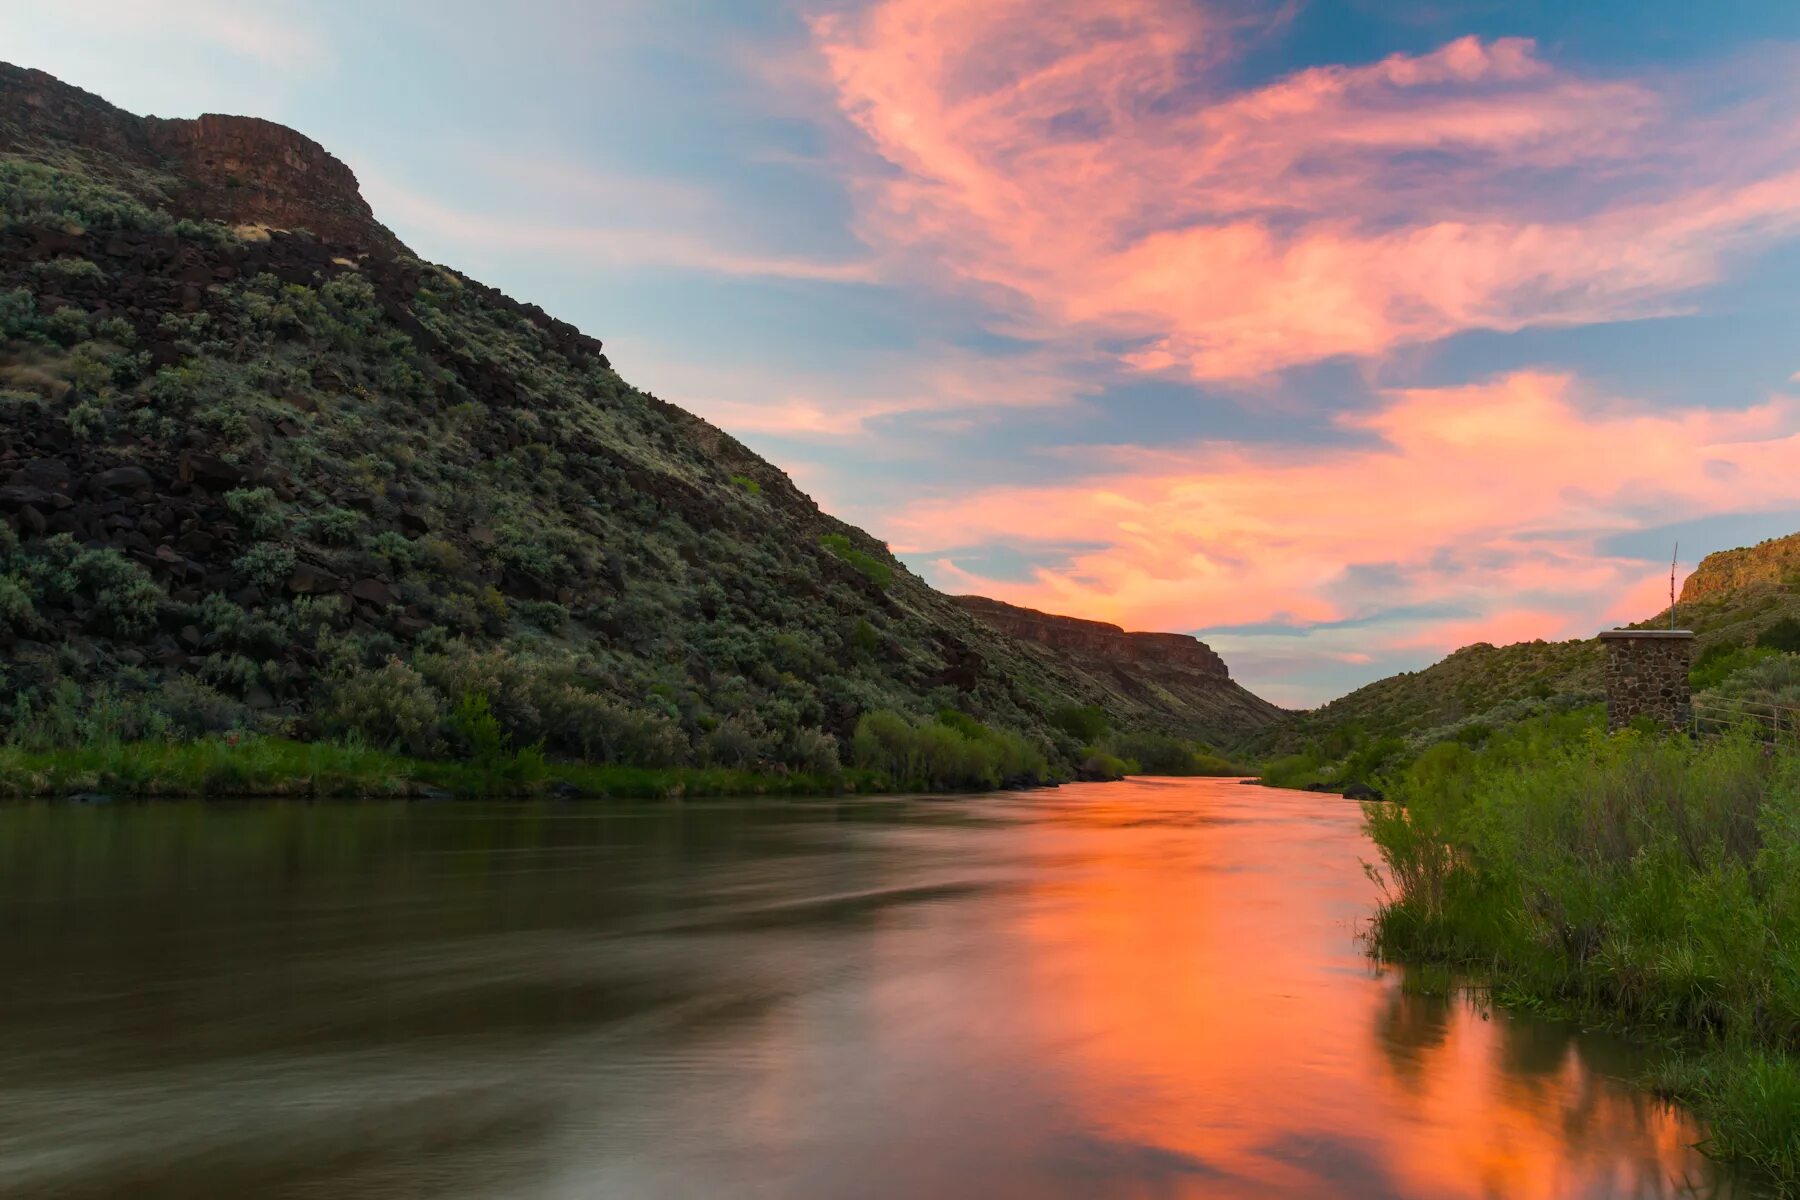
{"left": 1599, "top": 629, "right": 1693, "bottom": 732}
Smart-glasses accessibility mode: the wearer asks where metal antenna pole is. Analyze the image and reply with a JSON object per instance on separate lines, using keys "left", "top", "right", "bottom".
{"left": 1671, "top": 542, "right": 1679, "bottom": 630}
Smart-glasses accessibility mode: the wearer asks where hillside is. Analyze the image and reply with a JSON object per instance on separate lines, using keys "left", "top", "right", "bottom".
{"left": 1244, "top": 637, "right": 1604, "bottom": 760}
{"left": 954, "top": 596, "right": 1282, "bottom": 742}
{"left": 0, "top": 63, "right": 1277, "bottom": 779}
{"left": 1250, "top": 531, "right": 1800, "bottom": 767}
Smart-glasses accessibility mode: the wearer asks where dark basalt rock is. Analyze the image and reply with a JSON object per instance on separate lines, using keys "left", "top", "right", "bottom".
{"left": 350, "top": 578, "right": 399, "bottom": 607}
{"left": 88, "top": 465, "right": 153, "bottom": 494}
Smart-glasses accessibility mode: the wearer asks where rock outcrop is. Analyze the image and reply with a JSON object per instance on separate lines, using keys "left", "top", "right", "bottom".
{"left": 954, "top": 596, "right": 1232, "bottom": 678}
{"left": 0, "top": 63, "right": 400, "bottom": 253}
{"left": 1680, "top": 532, "right": 1800, "bottom": 604}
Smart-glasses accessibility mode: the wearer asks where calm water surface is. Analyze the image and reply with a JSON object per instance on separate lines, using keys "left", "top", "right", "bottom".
{"left": 0, "top": 779, "right": 1755, "bottom": 1198}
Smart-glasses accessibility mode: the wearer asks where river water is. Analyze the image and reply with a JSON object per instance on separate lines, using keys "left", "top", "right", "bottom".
{"left": 0, "top": 779, "right": 1753, "bottom": 1198}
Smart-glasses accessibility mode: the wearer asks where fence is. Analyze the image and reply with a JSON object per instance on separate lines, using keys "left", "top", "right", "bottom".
{"left": 1692, "top": 695, "right": 1800, "bottom": 743}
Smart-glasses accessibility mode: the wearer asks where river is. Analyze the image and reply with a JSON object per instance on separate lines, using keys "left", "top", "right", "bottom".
{"left": 0, "top": 779, "right": 1754, "bottom": 1198}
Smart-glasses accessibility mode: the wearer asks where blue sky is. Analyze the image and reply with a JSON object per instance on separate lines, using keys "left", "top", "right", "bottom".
{"left": 10, "top": 0, "right": 1800, "bottom": 705}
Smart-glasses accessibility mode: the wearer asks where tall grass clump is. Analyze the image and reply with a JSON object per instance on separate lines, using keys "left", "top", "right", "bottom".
{"left": 1363, "top": 708, "right": 1800, "bottom": 1186}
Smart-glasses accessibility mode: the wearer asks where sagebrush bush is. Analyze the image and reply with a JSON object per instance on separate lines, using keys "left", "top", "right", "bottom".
{"left": 318, "top": 660, "right": 443, "bottom": 755}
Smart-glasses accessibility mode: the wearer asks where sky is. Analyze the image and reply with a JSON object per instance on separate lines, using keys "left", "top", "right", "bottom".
{"left": 10, "top": 0, "right": 1800, "bottom": 706}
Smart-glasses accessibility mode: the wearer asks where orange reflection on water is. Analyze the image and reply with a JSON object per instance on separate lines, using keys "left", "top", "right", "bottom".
{"left": 1004, "top": 780, "right": 1735, "bottom": 1199}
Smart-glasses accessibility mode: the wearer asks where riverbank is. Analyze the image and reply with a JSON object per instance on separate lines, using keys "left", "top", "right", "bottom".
{"left": 1362, "top": 709, "right": 1800, "bottom": 1187}
{"left": 0, "top": 737, "right": 866, "bottom": 801}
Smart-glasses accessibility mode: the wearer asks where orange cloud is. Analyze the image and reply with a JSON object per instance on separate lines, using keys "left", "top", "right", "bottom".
{"left": 889, "top": 371, "right": 1800, "bottom": 654}
{"left": 812, "top": 4, "right": 1800, "bottom": 377}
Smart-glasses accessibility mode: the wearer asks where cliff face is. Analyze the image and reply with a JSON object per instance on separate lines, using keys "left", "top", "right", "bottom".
{"left": 954, "top": 596, "right": 1283, "bottom": 741}
{"left": 954, "top": 596, "right": 1231, "bottom": 677}
{"left": 1680, "top": 533, "right": 1800, "bottom": 604}
{"left": 0, "top": 64, "right": 398, "bottom": 252}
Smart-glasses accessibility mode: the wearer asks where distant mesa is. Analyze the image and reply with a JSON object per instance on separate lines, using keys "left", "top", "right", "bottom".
{"left": 955, "top": 596, "right": 1283, "bottom": 741}
{"left": 953, "top": 595, "right": 1233, "bottom": 679}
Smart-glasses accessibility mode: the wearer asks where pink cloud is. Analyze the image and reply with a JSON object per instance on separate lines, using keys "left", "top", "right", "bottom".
{"left": 810, "top": 4, "right": 1800, "bottom": 378}
{"left": 889, "top": 371, "right": 1800, "bottom": 661}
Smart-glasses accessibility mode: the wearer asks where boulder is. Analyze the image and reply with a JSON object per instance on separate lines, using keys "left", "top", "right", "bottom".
{"left": 89, "top": 465, "right": 153, "bottom": 494}
{"left": 350, "top": 577, "right": 398, "bottom": 607}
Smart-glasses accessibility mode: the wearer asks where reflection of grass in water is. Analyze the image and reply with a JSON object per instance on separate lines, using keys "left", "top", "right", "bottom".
{"left": 1398, "top": 963, "right": 1454, "bottom": 998}
{"left": 1647, "top": 1049, "right": 1800, "bottom": 1189}
{"left": 1362, "top": 710, "right": 1800, "bottom": 1189}
{"left": 0, "top": 736, "right": 862, "bottom": 800}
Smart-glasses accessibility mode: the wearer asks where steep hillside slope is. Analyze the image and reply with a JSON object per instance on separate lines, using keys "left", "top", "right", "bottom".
{"left": 0, "top": 64, "right": 1276, "bottom": 772}
{"left": 954, "top": 596, "right": 1283, "bottom": 742}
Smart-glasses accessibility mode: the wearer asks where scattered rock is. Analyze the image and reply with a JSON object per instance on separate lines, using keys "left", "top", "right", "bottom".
{"left": 350, "top": 577, "right": 398, "bottom": 607}
{"left": 89, "top": 465, "right": 153, "bottom": 494}
{"left": 286, "top": 563, "right": 336, "bottom": 594}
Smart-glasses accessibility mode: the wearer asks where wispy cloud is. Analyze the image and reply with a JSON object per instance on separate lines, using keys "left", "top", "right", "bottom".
{"left": 811, "top": 1, "right": 1800, "bottom": 379}
{"left": 890, "top": 371, "right": 1800, "bottom": 667}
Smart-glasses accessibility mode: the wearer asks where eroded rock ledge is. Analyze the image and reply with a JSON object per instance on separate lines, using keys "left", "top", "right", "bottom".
{"left": 953, "top": 595, "right": 1232, "bottom": 680}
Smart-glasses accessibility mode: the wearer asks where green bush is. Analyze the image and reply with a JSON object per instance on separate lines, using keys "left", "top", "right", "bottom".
{"left": 820, "top": 533, "right": 893, "bottom": 588}
{"left": 1364, "top": 712, "right": 1800, "bottom": 1184}
{"left": 1051, "top": 704, "right": 1110, "bottom": 742}
{"left": 849, "top": 708, "right": 1048, "bottom": 790}
{"left": 235, "top": 542, "right": 296, "bottom": 589}
{"left": 1692, "top": 642, "right": 1781, "bottom": 691}
{"left": 318, "top": 660, "right": 443, "bottom": 755}
{"left": 1758, "top": 617, "right": 1800, "bottom": 654}
{"left": 5, "top": 537, "right": 163, "bottom": 636}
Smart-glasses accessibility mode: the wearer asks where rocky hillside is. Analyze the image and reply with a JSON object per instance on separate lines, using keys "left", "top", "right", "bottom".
{"left": 954, "top": 596, "right": 1282, "bottom": 742}
{"left": 1679, "top": 532, "right": 1800, "bottom": 607}
{"left": 0, "top": 63, "right": 1277, "bottom": 770}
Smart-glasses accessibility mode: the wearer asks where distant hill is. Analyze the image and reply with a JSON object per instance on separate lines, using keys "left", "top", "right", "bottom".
{"left": 0, "top": 63, "right": 1278, "bottom": 771}
{"left": 1248, "top": 531, "right": 1800, "bottom": 762}
{"left": 954, "top": 596, "right": 1284, "bottom": 744}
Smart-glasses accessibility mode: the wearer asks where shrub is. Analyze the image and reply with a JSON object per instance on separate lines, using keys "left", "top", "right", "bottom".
{"left": 159, "top": 676, "right": 248, "bottom": 737}
{"left": 1758, "top": 617, "right": 1800, "bottom": 654}
{"left": 318, "top": 660, "right": 443, "bottom": 755}
{"left": 700, "top": 716, "right": 765, "bottom": 768}
{"left": 783, "top": 726, "right": 841, "bottom": 777}
{"left": 1693, "top": 642, "right": 1781, "bottom": 691}
{"left": 235, "top": 542, "right": 296, "bottom": 589}
{"left": 447, "top": 691, "right": 508, "bottom": 762}
{"left": 0, "top": 573, "right": 34, "bottom": 633}
{"left": 307, "top": 507, "right": 362, "bottom": 545}
{"left": 1051, "top": 704, "right": 1110, "bottom": 743}
{"left": 224, "top": 487, "right": 285, "bottom": 537}
{"left": 820, "top": 533, "right": 893, "bottom": 588}
{"left": 850, "top": 708, "right": 1048, "bottom": 790}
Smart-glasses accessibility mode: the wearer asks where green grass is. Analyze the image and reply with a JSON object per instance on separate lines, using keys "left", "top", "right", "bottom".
{"left": 1362, "top": 711, "right": 1800, "bottom": 1189}
{"left": 0, "top": 737, "right": 872, "bottom": 801}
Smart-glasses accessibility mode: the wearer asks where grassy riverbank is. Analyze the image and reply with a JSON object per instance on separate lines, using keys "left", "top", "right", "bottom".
{"left": 0, "top": 737, "right": 866, "bottom": 801}
{"left": 1363, "top": 711, "right": 1800, "bottom": 1186}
